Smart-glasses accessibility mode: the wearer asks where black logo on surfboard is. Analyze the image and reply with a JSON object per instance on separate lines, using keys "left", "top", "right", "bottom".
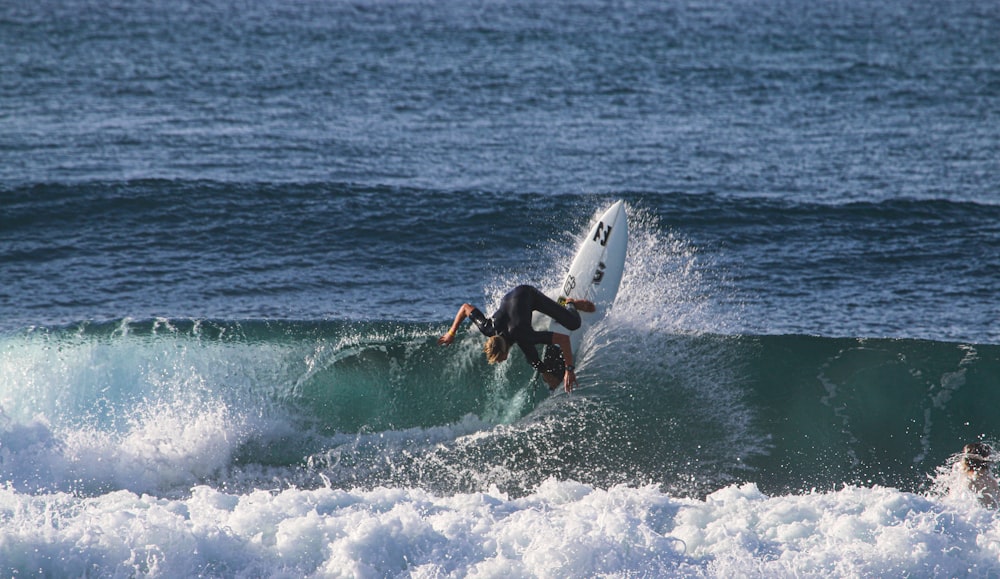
{"left": 593, "top": 261, "right": 606, "bottom": 284}
{"left": 563, "top": 275, "right": 576, "bottom": 296}
{"left": 593, "top": 222, "right": 612, "bottom": 247}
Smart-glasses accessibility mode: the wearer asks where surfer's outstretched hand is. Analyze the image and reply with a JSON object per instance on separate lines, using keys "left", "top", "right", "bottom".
{"left": 439, "top": 303, "right": 475, "bottom": 346}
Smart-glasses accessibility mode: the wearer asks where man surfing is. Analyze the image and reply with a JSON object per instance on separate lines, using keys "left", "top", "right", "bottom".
{"left": 438, "top": 285, "right": 595, "bottom": 392}
{"left": 955, "top": 442, "right": 1000, "bottom": 509}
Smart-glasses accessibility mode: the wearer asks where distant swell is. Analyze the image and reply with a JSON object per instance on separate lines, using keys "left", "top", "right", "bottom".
{"left": 2, "top": 181, "right": 999, "bottom": 344}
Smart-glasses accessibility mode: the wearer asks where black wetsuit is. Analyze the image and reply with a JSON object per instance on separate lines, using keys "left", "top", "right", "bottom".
{"left": 469, "top": 285, "right": 581, "bottom": 372}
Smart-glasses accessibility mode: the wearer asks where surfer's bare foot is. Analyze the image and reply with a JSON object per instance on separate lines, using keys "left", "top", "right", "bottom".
{"left": 567, "top": 299, "right": 596, "bottom": 313}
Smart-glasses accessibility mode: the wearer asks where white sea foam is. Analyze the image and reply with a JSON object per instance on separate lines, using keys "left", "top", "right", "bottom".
{"left": 0, "top": 399, "right": 250, "bottom": 495}
{"left": 2, "top": 478, "right": 999, "bottom": 577}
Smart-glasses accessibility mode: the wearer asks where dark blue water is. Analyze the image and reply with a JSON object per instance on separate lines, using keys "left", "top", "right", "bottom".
{"left": 2, "top": 0, "right": 1000, "bottom": 575}
{"left": 3, "top": 0, "right": 998, "bottom": 199}
{"left": 3, "top": 184, "right": 998, "bottom": 343}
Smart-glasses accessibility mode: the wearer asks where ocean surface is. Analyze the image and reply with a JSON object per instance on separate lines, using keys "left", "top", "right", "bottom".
{"left": 2, "top": 0, "right": 999, "bottom": 576}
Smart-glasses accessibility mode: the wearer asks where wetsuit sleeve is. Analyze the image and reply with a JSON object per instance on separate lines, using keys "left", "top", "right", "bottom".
{"left": 468, "top": 307, "right": 497, "bottom": 337}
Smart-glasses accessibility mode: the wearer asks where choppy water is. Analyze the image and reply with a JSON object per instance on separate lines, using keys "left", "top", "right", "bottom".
{"left": 2, "top": 0, "right": 999, "bottom": 576}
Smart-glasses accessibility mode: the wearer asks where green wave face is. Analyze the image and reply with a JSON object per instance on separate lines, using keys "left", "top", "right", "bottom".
{"left": 2, "top": 319, "right": 996, "bottom": 498}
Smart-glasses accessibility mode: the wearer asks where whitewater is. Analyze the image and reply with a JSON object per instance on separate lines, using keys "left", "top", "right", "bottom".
{"left": 6, "top": 479, "right": 1000, "bottom": 577}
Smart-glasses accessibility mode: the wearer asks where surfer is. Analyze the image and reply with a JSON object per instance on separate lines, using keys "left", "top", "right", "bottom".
{"left": 438, "top": 285, "right": 595, "bottom": 393}
{"left": 955, "top": 442, "right": 1000, "bottom": 509}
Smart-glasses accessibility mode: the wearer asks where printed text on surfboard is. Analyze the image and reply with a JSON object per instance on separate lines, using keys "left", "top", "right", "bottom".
{"left": 593, "top": 222, "right": 612, "bottom": 247}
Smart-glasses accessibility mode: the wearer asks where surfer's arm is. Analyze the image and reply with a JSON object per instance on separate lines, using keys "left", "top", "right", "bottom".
{"left": 551, "top": 333, "right": 577, "bottom": 393}
{"left": 438, "top": 303, "right": 477, "bottom": 345}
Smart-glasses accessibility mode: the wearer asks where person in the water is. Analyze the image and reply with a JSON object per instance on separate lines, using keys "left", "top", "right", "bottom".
{"left": 955, "top": 442, "right": 1000, "bottom": 509}
{"left": 438, "top": 285, "right": 595, "bottom": 392}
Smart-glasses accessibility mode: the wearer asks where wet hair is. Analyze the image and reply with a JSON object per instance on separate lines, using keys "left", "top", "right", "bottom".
{"left": 962, "top": 442, "right": 993, "bottom": 472}
{"left": 483, "top": 335, "right": 509, "bottom": 364}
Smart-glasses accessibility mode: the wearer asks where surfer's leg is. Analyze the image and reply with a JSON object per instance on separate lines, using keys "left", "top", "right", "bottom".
{"left": 530, "top": 287, "right": 582, "bottom": 331}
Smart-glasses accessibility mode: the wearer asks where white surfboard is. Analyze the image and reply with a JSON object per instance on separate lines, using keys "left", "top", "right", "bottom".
{"left": 535, "top": 200, "right": 628, "bottom": 375}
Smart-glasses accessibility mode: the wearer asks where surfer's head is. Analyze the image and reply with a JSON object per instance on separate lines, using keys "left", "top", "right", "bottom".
{"left": 483, "top": 335, "right": 509, "bottom": 364}
{"left": 962, "top": 442, "right": 993, "bottom": 472}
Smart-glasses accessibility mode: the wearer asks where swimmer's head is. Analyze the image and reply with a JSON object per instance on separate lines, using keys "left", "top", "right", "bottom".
{"left": 962, "top": 442, "right": 993, "bottom": 472}
{"left": 483, "top": 335, "right": 510, "bottom": 364}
